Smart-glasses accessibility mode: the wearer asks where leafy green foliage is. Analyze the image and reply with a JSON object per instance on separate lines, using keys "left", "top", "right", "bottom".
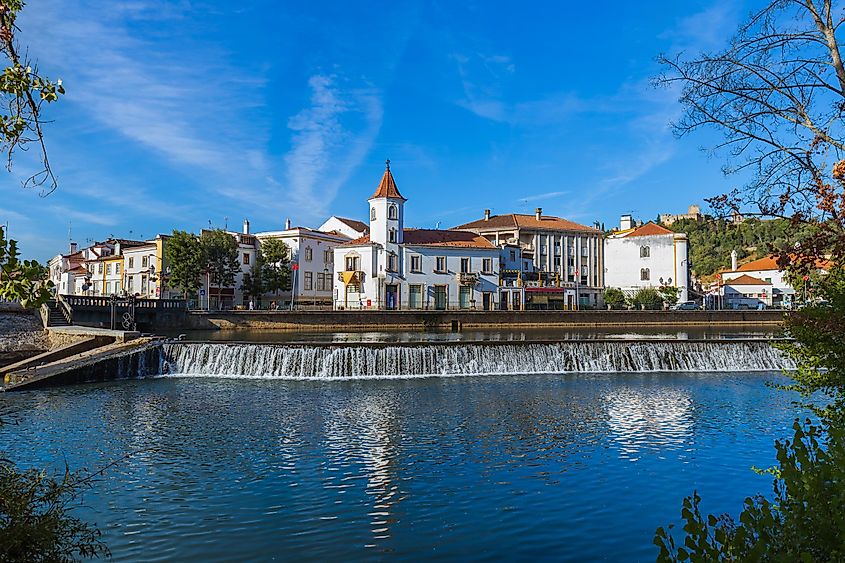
{"left": 777, "top": 267, "right": 845, "bottom": 423}
{"left": 0, "top": 1, "right": 65, "bottom": 193}
{"left": 659, "top": 286, "right": 681, "bottom": 306}
{"left": 0, "top": 227, "right": 52, "bottom": 308}
{"left": 665, "top": 218, "right": 816, "bottom": 279}
{"left": 164, "top": 230, "right": 205, "bottom": 299}
{"left": 655, "top": 420, "right": 845, "bottom": 562}
{"left": 632, "top": 287, "right": 663, "bottom": 310}
{"left": 259, "top": 238, "right": 291, "bottom": 295}
{"left": 240, "top": 266, "right": 264, "bottom": 302}
{"left": 603, "top": 287, "right": 626, "bottom": 309}
{"left": 0, "top": 461, "right": 109, "bottom": 561}
{"left": 201, "top": 229, "right": 240, "bottom": 290}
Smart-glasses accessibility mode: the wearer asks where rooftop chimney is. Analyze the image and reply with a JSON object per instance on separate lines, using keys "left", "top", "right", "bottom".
{"left": 620, "top": 214, "right": 633, "bottom": 230}
{"left": 285, "top": 218, "right": 292, "bottom": 230}
{"left": 484, "top": 209, "right": 491, "bottom": 221}
{"left": 243, "top": 218, "right": 250, "bottom": 235}
{"left": 69, "top": 242, "right": 78, "bottom": 254}
{"left": 731, "top": 249, "right": 738, "bottom": 271}
{"left": 535, "top": 207, "right": 542, "bottom": 221}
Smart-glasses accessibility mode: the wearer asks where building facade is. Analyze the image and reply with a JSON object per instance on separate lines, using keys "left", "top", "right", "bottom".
{"left": 455, "top": 208, "right": 604, "bottom": 309}
{"left": 334, "top": 162, "right": 501, "bottom": 310}
{"left": 256, "top": 225, "right": 351, "bottom": 307}
{"left": 604, "top": 219, "right": 690, "bottom": 303}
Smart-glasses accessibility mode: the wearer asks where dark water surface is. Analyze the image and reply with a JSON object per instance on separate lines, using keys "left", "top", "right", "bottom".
{"left": 2, "top": 371, "right": 802, "bottom": 561}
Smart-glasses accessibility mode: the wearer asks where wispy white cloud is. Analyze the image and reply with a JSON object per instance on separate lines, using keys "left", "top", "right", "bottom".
{"left": 518, "top": 190, "right": 568, "bottom": 203}
{"left": 283, "top": 75, "right": 383, "bottom": 218}
{"left": 661, "top": 0, "right": 739, "bottom": 54}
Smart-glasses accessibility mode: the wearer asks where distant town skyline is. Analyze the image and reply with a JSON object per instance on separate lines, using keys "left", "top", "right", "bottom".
{"left": 2, "top": 0, "right": 752, "bottom": 261}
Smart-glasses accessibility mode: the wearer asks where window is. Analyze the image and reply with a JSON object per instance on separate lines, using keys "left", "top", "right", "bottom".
{"left": 387, "top": 253, "right": 398, "bottom": 272}
{"left": 409, "top": 285, "right": 423, "bottom": 309}
{"left": 316, "top": 272, "right": 329, "bottom": 291}
{"left": 304, "top": 271, "right": 313, "bottom": 290}
{"left": 371, "top": 207, "right": 376, "bottom": 221}
{"left": 460, "top": 257, "right": 470, "bottom": 273}
{"left": 410, "top": 255, "right": 422, "bottom": 272}
{"left": 482, "top": 258, "right": 493, "bottom": 274}
{"left": 640, "top": 246, "right": 650, "bottom": 258}
{"left": 141, "top": 276, "right": 148, "bottom": 293}
{"left": 459, "top": 286, "right": 472, "bottom": 309}
{"left": 304, "top": 247, "right": 313, "bottom": 261}
{"left": 243, "top": 253, "right": 250, "bottom": 265}
{"left": 435, "top": 257, "right": 447, "bottom": 273}
{"left": 142, "top": 256, "right": 149, "bottom": 268}
{"left": 640, "top": 268, "right": 650, "bottom": 281}
{"left": 389, "top": 228, "right": 397, "bottom": 243}
{"left": 128, "top": 257, "right": 134, "bottom": 269}
{"left": 388, "top": 204, "right": 398, "bottom": 220}
{"left": 127, "top": 276, "right": 134, "bottom": 292}
{"left": 106, "top": 263, "right": 111, "bottom": 275}
{"left": 324, "top": 250, "right": 333, "bottom": 263}
{"left": 345, "top": 255, "right": 359, "bottom": 271}
{"left": 509, "top": 250, "right": 516, "bottom": 261}
{"left": 115, "top": 263, "right": 120, "bottom": 275}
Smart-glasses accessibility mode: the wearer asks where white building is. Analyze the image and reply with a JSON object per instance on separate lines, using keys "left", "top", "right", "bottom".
{"left": 455, "top": 208, "right": 604, "bottom": 309}
{"left": 334, "top": 161, "right": 501, "bottom": 310}
{"left": 318, "top": 216, "right": 368, "bottom": 240}
{"left": 720, "top": 274, "right": 773, "bottom": 309}
{"left": 604, "top": 218, "right": 690, "bottom": 303}
{"left": 256, "top": 221, "right": 351, "bottom": 308}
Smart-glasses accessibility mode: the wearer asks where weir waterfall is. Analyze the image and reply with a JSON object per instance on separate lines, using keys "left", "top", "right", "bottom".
{"left": 149, "top": 340, "right": 793, "bottom": 379}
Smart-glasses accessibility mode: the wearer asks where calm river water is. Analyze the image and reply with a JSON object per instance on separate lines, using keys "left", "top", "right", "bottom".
{"left": 2, "top": 369, "right": 802, "bottom": 561}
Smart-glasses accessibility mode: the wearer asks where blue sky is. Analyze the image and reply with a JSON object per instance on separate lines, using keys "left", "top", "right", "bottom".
{"left": 3, "top": 0, "right": 749, "bottom": 261}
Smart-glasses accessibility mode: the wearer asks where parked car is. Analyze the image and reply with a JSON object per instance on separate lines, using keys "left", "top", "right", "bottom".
{"left": 672, "top": 301, "right": 700, "bottom": 311}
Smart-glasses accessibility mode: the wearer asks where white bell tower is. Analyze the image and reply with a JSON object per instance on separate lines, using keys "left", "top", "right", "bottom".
{"left": 368, "top": 159, "right": 405, "bottom": 249}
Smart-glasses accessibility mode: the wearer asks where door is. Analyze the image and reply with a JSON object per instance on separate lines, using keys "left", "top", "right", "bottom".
{"left": 386, "top": 284, "right": 399, "bottom": 310}
{"left": 434, "top": 285, "right": 447, "bottom": 310}
{"left": 500, "top": 291, "right": 509, "bottom": 311}
{"left": 482, "top": 292, "right": 492, "bottom": 311}
{"left": 513, "top": 292, "right": 521, "bottom": 311}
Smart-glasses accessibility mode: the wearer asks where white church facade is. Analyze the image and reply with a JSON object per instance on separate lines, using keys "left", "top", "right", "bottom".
{"left": 333, "top": 162, "right": 501, "bottom": 310}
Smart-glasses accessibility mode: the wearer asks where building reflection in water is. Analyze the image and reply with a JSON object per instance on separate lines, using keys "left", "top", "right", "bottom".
{"left": 321, "top": 390, "right": 402, "bottom": 548}
{"left": 604, "top": 385, "right": 693, "bottom": 461}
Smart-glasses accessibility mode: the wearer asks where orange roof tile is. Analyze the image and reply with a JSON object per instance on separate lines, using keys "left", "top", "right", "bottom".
{"left": 455, "top": 213, "right": 599, "bottom": 233}
{"left": 339, "top": 229, "right": 496, "bottom": 249}
{"left": 404, "top": 229, "right": 496, "bottom": 249}
{"left": 726, "top": 274, "right": 772, "bottom": 286}
{"left": 622, "top": 222, "right": 674, "bottom": 237}
{"left": 335, "top": 217, "right": 369, "bottom": 233}
{"left": 370, "top": 160, "right": 405, "bottom": 200}
{"left": 736, "top": 256, "right": 780, "bottom": 272}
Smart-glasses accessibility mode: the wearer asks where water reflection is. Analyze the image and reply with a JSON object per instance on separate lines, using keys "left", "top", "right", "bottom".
{"left": 0, "top": 372, "right": 802, "bottom": 562}
{"left": 604, "top": 384, "right": 693, "bottom": 461}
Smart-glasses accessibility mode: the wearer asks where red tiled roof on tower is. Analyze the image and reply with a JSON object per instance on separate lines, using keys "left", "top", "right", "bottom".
{"left": 370, "top": 159, "right": 406, "bottom": 200}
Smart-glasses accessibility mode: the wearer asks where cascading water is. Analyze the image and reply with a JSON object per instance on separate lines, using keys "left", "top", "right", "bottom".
{"left": 155, "top": 341, "right": 793, "bottom": 379}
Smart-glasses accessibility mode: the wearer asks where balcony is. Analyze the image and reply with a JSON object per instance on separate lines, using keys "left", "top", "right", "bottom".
{"left": 457, "top": 272, "right": 480, "bottom": 285}
{"left": 338, "top": 270, "right": 365, "bottom": 285}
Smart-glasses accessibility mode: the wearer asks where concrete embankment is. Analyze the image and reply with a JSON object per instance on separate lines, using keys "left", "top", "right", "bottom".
{"left": 184, "top": 309, "right": 785, "bottom": 331}
{"left": 3, "top": 336, "right": 159, "bottom": 392}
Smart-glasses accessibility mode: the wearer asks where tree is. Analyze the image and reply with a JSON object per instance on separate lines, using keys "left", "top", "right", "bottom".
{"left": 240, "top": 265, "right": 264, "bottom": 306}
{"left": 632, "top": 287, "right": 663, "bottom": 310}
{"left": 1, "top": 1, "right": 65, "bottom": 194}
{"left": 659, "top": 285, "right": 681, "bottom": 306}
{"left": 259, "top": 238, "right": 291, "bottom": 297}
{"left": 603, "top": 287, "right": 626, "bottom": 309}
{"left": 655, "top": 3, "right": 845, "bottom": 556}
{"left": 201, "top": 229, "right": 240, "bottom": 291}
{"left": 164, "top": 230, "right": 205, "bottom": 299}
{"left": 0, "top": 226, "right": 52, "bottom": 308}
{"left": 655, "top": 0, "right": 845, "bottom": 273}
{"left": 0, "top": 461, "right": 110, "bottom": 561}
